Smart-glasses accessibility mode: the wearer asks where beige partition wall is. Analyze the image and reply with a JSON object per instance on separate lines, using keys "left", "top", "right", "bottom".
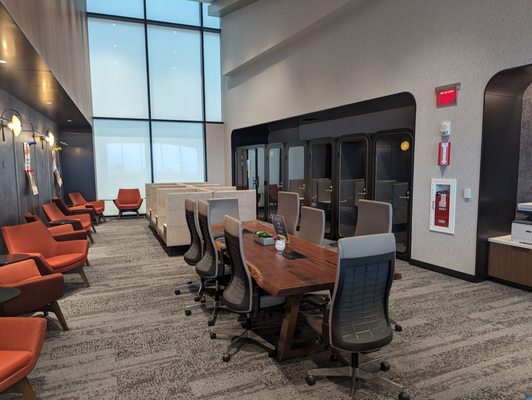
{"left": 212, "top": 190, "right": 257, "bottom": 221}
{"left": 145, "top": 183, "right": 184, "bottom": 220}
{"left": 163, "top": 190, "right": 213, "bottom": 246}
{"left": 155, "top": 188, "right": 201, "bottom": 234}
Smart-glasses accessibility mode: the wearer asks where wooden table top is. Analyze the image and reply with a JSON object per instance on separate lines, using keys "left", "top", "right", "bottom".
{"left": 215, "top": 221, "right": 337, "bottom": 297}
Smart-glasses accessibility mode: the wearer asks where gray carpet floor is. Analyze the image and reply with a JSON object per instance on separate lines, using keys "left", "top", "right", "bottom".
{"left": 2, "top": 219, "right": 531, "bottom": 400}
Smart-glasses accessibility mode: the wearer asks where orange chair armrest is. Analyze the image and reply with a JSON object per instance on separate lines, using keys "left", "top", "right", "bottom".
{"left": 55, "top": 239, "right": 89, "bottom": 254}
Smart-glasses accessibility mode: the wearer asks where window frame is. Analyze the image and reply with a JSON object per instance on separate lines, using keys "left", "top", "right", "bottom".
{"left": 88, "top": 0, "right": 222, "bottom": 184}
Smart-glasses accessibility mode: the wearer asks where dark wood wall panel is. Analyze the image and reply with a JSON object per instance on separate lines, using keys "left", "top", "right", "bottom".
{"left": 0, "top": 0, "right": 92, "bottom": 124}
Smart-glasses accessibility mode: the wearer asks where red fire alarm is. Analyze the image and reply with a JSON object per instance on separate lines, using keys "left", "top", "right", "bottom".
{"left": 435, "top": 83, "right": 460, "bottom": 108}
{"left": 438, "top": 142, "right": 451, "bottom": 166}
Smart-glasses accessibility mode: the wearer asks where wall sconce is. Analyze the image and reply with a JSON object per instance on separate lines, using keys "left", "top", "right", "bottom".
{"left": 46, "top": 130, "right": 55, "bottom": 147}
{"left": 0, "top": 109, "right": 22, "bottom": 141}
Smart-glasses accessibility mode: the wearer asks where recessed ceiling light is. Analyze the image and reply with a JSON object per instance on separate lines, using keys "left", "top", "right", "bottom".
{"left": 67, "top": 119, "right": 72, "bottom": 123}
{"left": 45, "top": 101, "right": 52, "bottom": 105}
{"left": 0, "top": 60, "right": 6, "bottom": 64}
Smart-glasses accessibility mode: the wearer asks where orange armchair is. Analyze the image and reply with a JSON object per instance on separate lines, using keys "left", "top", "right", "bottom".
{"left": 113, "top": 188, "right": 143, "bottom": 219}
{"left": 52, "top": 196, "right": 98, "bottom": 226}
{"left": 42, "top": 202, "right": 95, "bottom": 239}
{"left": 1, "top": 221, "right": 90, "bottom": 287}
{"left": 68, "top": 192, "right": 106, "bottom": 222}
{"left": 0, "top": 259, "right": 68, "bottom": 331}
{"left": 24, "top": 213, "right": 88, "bottom": 242}
{"left": 0, "top": 317, "right": 46, "bottom": 399}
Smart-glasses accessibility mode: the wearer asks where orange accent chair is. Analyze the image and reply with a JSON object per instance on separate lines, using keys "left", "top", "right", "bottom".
{"left": 52, "top": 196, "right": 98, "bottom": 226}
{"left": 68, "top": 192, "right": 106, "bottom": 222}
{"left": 24, "top": 213, "right": 88, "bottom": 242}
{"left": 0, "top": 259, "right": 68, "bottom": 331}
{"left": 42, "top": 202, "right": 95, "bottom": 240}
{"left": 113, "top": 188, "right": 143, "bottom": 219}
{"left": 0, "top": 317, "right": 46, "bottom": 400}
{"left": 1, "top": 221, "right": 91, "bottom": 287}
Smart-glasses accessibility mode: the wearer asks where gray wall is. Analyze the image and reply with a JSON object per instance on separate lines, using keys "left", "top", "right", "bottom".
{"left": 60, "top": 132, "right": 96, "bottom": 202}
{"left": 0, "top": 88, "right": 61, "bottom": 252}
{"left": 517, "top": 84, "right": 532, "bottom": 203}
{"left": 221, "top": 0, "right": 532, "bottom": 276}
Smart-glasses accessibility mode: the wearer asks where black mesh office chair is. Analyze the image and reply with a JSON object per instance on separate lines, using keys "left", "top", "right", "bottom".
{"left": 305, "top": 233, "right": 409, "bottom": 400}
{"left": 209, "top": 215, "right": 285, "bottom": 362}
{"left": 175, "top": 199, "right": 203, "bottom": 296}
{"left": 184, "top": 199, "right": 237, "bottom": 326}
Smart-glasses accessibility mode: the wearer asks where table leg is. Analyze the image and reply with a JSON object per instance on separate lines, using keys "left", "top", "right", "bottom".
{"left": 277, "top": 293, "right": 303, "bottom": 360}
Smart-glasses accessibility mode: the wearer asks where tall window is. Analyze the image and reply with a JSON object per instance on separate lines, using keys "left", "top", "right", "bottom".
{"left": 87, "top": 0, "right": 221, "bottom": 212}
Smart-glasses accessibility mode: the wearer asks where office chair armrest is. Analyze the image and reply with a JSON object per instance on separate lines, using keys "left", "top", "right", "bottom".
{"left": 26, "top": 254, "right": 54, "bottom": 275}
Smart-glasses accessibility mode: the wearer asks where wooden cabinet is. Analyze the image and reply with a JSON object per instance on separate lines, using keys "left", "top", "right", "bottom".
{"left": 488, "top": 236, "right": 532, "bottom": 290}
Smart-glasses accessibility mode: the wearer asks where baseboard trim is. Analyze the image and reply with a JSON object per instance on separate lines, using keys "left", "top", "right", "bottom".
{"left": 488, "top": 276, "right": 531, "bottom": 292}
{"left": 409, "top": 259, "right": 478, "bottom": 283}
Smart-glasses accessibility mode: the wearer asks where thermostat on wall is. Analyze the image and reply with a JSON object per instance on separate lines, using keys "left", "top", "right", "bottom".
{"left": 441, "top": 121, "right": 451, "bottom": 136}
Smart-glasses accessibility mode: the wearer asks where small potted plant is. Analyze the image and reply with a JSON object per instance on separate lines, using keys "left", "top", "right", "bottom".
{"left": 274, "top": 234, "right": 287, "bottom": 252}
{"left": 254, "top": 230, "right": 275, "bottom": 246}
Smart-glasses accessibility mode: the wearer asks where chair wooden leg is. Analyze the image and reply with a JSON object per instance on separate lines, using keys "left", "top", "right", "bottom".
{"left": 78, "top": 267, "right": 90, "bottom": 287}
{"left": 7, "top": 377, "right": 37, "bottom": 400}
{"left": 85, "top": 258, "right": 91, "bottom": 266}
{"left": 92, "top": 224, "right": 97, "bottom": 233}
{"left": 46, "top": 301, "right": 69, "bottom": 331}
{"left": 87, "top": 231, "right": 94, "bottom": 243}
{"left": 117, "top": 210, "right": 121, "bottom": 220}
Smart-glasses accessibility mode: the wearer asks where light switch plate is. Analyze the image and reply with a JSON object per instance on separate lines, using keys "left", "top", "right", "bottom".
{"left": 441, "top": 121, "right": 451, "bottom": 136}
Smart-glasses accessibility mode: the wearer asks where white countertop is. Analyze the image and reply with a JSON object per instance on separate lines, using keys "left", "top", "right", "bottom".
{"left": 488, "top": 235, "right": 532, "bottom": 250}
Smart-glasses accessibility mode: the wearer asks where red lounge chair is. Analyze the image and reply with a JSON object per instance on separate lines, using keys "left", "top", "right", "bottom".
{"left": 42, "top": 202, "right": 96, "bottom": 240}
{"left": 68, "top": 192, "right": 106, "bottom": 222}
{"left": 0, "top": 258, "right": 68, "bottom": 331}
{"left": 113, "top": 188, "right": 143, "bottom": 219}
{"left": 24, "top": 213, "right": 88, "bottom": 242}
{"left": 0, "top": 317, "right": 46, "bottom": 399}
{"left": 1, "top": 221, "right": 91, "bottom": 287}
{"left": 52, "top": 196, "right": 98, "bottom": 225}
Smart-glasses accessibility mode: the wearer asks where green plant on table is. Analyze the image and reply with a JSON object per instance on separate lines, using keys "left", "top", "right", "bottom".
{"left": 255, "top": 230, "right": 273, "bottom": 238}
{"left": 274, "top": 234, "right": 286, "bottom": 241}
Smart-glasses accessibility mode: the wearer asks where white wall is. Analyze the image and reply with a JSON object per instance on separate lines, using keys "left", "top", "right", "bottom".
{"left": 220, "top": 0, "right": 532, "bottom": 276}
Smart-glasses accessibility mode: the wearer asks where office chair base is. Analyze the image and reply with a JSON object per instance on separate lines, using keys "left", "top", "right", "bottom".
{"left": 174, "top": 281, "right": 200, "bottom": 296}
{"left": 184, "top": 299, "right": 215, "bottom": 316}
{"left": 306, "top": 355, "right": 408, "bottom": 399}
{"left": 209, "top": 326, "right": 275, "bottom": 362}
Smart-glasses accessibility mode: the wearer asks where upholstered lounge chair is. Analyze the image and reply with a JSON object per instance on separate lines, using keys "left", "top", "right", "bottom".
{"left": 0, "top": 258, "right": 69, "bottom": 330}
{"left": 113, "top": 188, "right": 143, "bottom": 219}
{"left": 68, "top": 192, "right": 106, "bottom": 222}
{"left": 24, "top": 213, "right": 88, "bottom": 242}
{"left": 0, "top": 317, "right": 46, "bottom": 400}
{"left": 1, "top": 221, "right": 91, "bottom": 287}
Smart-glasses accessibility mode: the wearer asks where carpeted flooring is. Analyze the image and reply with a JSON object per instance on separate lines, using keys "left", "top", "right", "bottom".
{"left": 2, "top": 218, "right": 531, "bottom": 400}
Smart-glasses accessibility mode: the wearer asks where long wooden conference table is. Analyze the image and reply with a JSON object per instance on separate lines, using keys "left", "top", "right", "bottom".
{"left": 215, "top": 220, "right": 337, "bottom": 360}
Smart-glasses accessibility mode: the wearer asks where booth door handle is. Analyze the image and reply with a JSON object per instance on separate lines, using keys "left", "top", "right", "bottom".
{"left": 400, "top": 195, "right": 410, "bottom": 200}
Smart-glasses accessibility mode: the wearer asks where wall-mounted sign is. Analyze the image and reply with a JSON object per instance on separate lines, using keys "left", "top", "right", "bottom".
{"left": 438, "top": 142, "right": 451, "bottom": 166}
{"left": 429, "top": 178, "right": 456, "bottom": 234}
{"left": 51, "top": 149, "right": 62, "bottom": 187}
{"left": 23, "top": 142, "right": 38, "bottom": 195}
{"left": 436, "top": 83, "right": 460, "bottom": 108}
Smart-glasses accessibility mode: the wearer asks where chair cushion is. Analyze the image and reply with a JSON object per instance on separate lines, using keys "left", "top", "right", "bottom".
{"left": 46, "top": 253, "right": 86, "bottom": 269}
{"left": 0, "top": 351, "right": 31, "bottom": 380}
{"left": 116, "top": 203, "right": 140, "bottom": 209}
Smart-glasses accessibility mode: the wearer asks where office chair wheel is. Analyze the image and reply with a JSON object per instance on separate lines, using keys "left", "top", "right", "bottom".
{"left": 329, "top": 353, "right": 337, "bottom": 362}
{"left": 194, "top": 296, "right": 201, "bottom": 302}
{"left": 268, "top": 350, "right": 277, "bottom": 358}
{"left": 394, "top": 324, "right": 403, "bottom": 332}
{"left": 210, "top": 332, "right": 217, "bottom": 339}
{"left": 305, "top": 375, "right": 316, "bottom": 386}
{"left": 207, "top": 319, "right": 215, "bottom": 327}
{"left": 200, "top": 298, "right": 207, "bottom": 304}
{"left": 398, "top": 392, "right": 410, "bottom": 400}
{"left": 222, "top": 354, "right": 231, "bottom": 362}
{"left": 187, "top": 280, "right": 193, "bottom": 285}
{"left": 184, "top": 309, "right": 192, "bottom": 316}
{"left": 380, "top": 361, "right": 391, "bottom": 371}
{"left": 174, "top": 289, "right": 181, "bottom": 295}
